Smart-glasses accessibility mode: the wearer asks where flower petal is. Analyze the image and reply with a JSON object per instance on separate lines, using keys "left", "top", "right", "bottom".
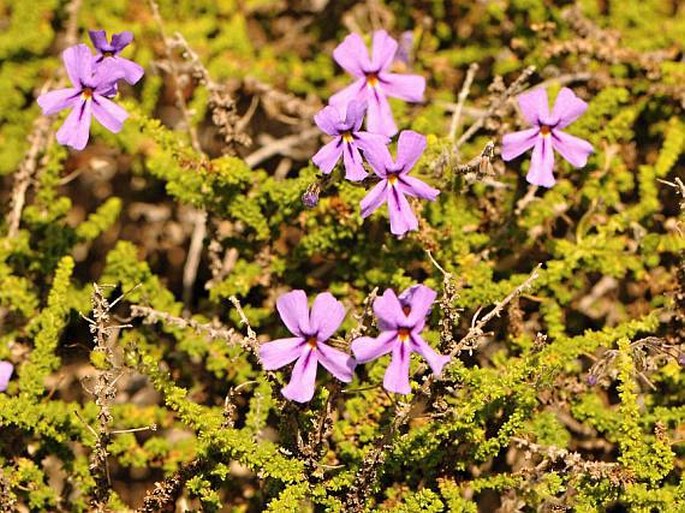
{"left": 37, "top": 88, "right": 79, "bottom": 115}
{"left": 312, "top": 138, "right": 343, "bottom": 174}
{"left": 410, "top": 334, "right": 450, "bottom": 376}
{"left": 551, "top": 88, "right": 588, "bottom": 129}
{"left": 92, "top": 95, "right": 128, "bottom": 133}
{"left": 379, "top": 73, "right": 425, "bottom": 103}
{"left": 552, "top": 130, "right": 593, "bottom": 168}
{"left": 371, "top": 30, "right": 398, "bottom": 72}
{"left": 317, "top": 343, "right": 355, "bottom": 382}
{"left": 281, "top": 348, "right": 318, "bottom": 403}
{"left": 517, "top": 87, "right": 549, "bottom": 126}
{"left": 333, "top": 33, "right": 371, "bottom": 77}
{"left": 276, "top": 290, "right": 311, "bottom": 337}
{"left": 366, "top": 90, "right": 397, "bottom": 137}
{"left": 387, "top": 186, "right": 418, "bottom": 236}
{"left": 314, "top": 105, "right": 343, "bottom": 136}
{"left": 63, "top": 44, "right": 94, "bottom": 89}
{"left": 383, "top": 340, "right": 412, "bottom": 394}
{"left": 360, "top": 180, "right": 388, "bottom": 218}
{"left": 112, "top": 56, "right": 145, "bottom": 85}
{"left": 400, "top": 285, "right": 436, "bottom": 326}
{"left": 354, "top": 131, "right": 390, "bottom": 155}
{"left": 329, "top": 78, "right": 367, "bottom": 110}
{"left": 88, "top": 30, "right": 110, "bottom": 52}
{"left": 395, "top": 130, "right": 426, "bottom": 172}
{"left": 345, "top": 100, "right": 367, "bottom": 132}
{"left": 351, "top": 330, "right": 396, "bottom": 363}
{"left": 110, "top": 31, "right": 134, "bottom": 52}
{"left": 56, "top": 100, "right": 92, "bottom": 150}
{"left": 362, "top": 139, "right": 392, "bottom": 178}
{"left": 310, "top": 292, "right": 346, "bottom": 341}
{"left": 259, "top": 337, "right": 304, "bottom": 370}
{"left": 342, "top": 143, "right": 367, "bottom": 181}
{"left": 526, "top": 136, "right": 555, "bottom": 188}
{"left": 373, "top": 289, "right": 405, "bottom": 330}
{"left": 397, "top": 175, "right": 440, "bottom": 201}
{"left": 0, "top": 361, "right": 14, "bottom": 392}
{"left": 502, "top": 128, "right": 539, "bottom": 161}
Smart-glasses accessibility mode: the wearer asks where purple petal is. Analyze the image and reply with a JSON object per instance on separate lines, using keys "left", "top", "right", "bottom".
{"left": 360, "top": 180, "right": 388, "bottom": 218}
{"left": 383, "top": 340, "right": 411, "bottom": 394}
{"left": 37, "top": 88, "right": 79, "bottom": 115}
{"left": 281, "top": 348, "right": 318, "bottom": 403}
{"left": 312, "top": 138, "right": 343, "bottom": 174}
{"left": 259, "top": 337, "right": 304, "bottom": 370}
{"left": 63, "top": 44, "right": 94, "bottom": 89}
{"left": 395, "top": 31, "right": 413, "bottom": 65}
{"left": 342, "top": 144, "right": 367, "bottom": 181}
{"left": 314, "top": 105, "right": 343, "bottom": 136}
{"left": 351, "top": 331, "right": 396, "bottom": 363}
{"left": 526, "top": 136, "right": 555, "bottom": 188}
{"left": 366, "top": 90, "right": 397, "bottom": 137}
{"left": 0, "top": 361, "right": 13, "bottom": 392}
{"left": 551, "top": 88, "right": 588, "bottom": 129}
{"left": 371, "top": 30, "right": 398, "bottom": 72}
{"left": 502, "top": 128, "right": 539, "bottom": 161}
{"left": 517, "top": 88, "right": 549, "bottom": 126}
{"left": 276, "top": 290, "right": 311, "bottom": 337}
{"left": 333, "top": 33, "right": 371, "bottom": 78}
{"left": 380, "top": 73, "right": 425, "bottom": 103}
{"left": 111, "top": 56, "right": 144, "bottom": 85}
{"left": 310, "top": 292, "right": 346, "bottom": 341}
{"left": 395, "top": 130, "right": 426, "bottom": 172}
{"left": 89, "top": 30, "right": 110, "bottom": 52}
{"left": 410, "top": 334, "right": 450, "bottom": 376}
{"left": 110, "top": 31, "right": 134, "bottom": 52}
{"left": 329, "top": 78, "right": 367, "bottom": 110}
{"left": 345, "top": 100, "right": 367, "bottom": 132}
{"left": 373, "top": 289, "right": 405, "bottom": 330}
{"left": 552, "top": 130, "right": 593, "bottom": 168}
{"left": 92, "top": 95, "right": 128, "bottom": 133}
{"left": 56, "top": 100, "right": 92, "bottom": 150}
{"left": 387, "top": 186, "right": 418, "bottom": 236}
{"left": 397, "top": 176, "right": 440, "bottom": 201}
{"left": 363, "top": 140, "right": 392, "bottom": 178}
{"left": 400, "top": 285, "right": 436, "bottom": 326}
{"left": 354, "top": 131, "right": 390, "bottom": 155}
{"left": 317, "top": 342, "right": 355, "bottom": 382}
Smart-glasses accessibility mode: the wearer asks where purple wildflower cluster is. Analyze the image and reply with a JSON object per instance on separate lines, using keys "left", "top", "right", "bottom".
{"left": 259, "top": 287, "right": 450, "bottom": 402}
{"left": 311, "top": 31, "right": 437, "bottom": 237}
{"left": 0, "top": 361, "right": 13, "bottom": 393}
{"left": 37, "top": 31, "right": 143, "bottom": 150}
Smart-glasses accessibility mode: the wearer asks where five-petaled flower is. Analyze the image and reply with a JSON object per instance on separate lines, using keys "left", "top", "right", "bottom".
{"left": 351, "top": 285, "right": 450, "bottom": 394}
{"left": 502, "top": 87, "right": 593, "bottom": 188}
{"left": 360, "top": 130, "right": 439, "bottom": 236}
{"left": 330, "top": 30, "right": 425, "bottom": 137}
{"left": 0, "top": 361, "right": 13, "bottom": 393}
{"left": 89, "top": 30, "right": 145, "bottom": 86}
{"left": 259, "top": 290, "right": 356, "bottom": 403}
{"left": 37, "top": 44, "right": 129, "bottom": 150}
{"left": 312, "top": 101, "right": 389, "bottom": 181}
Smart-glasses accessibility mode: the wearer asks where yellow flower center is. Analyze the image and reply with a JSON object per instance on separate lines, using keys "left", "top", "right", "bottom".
{"left": 366, "top": 73, "right": 379, "bottom": 87}
{"left": 342, "top": 131, "right": 354, "bottom": 143}
{"left": 398, "top": 328, "right": 411, "bottom": 342}
{"left": 306, "top": 337, "right": 318, "bottom": 349}
{"left": 540, "top": 125, "right": 552, "bottom": 136}
{"left": 388, "top": 174, "right": 398, "bottom": 185}
{"left": 82, "top": 87, "right": 93, "bottom": 100}
{"left": 103, "top": 51, "right": 114, "bottom": 57}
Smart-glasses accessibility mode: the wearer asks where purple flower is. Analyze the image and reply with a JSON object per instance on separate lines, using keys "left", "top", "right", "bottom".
{"left": 351, "top": 285, "right": 449, "bottom": 394}
{"left": 360, "top": 130, "right": 439, "bottom": 236}
{"left": 502, "top": 87, "right": 593, "bottom": 188}
{"left": 330, "top": 30, "right": 426, "bottom": 137}
{"left": 89, "top": 30, "right": 144, "bottom": 85}
{"left": 37, "top": 44, "right": 128, "bottom": 150}
{"left": 0, "top": 361, "right": 13, "bottom": 393}
{"left": 259, "top": 291, "right": 356, "bottom": 403}
{"left": 312, "top": 101, "right": 389, "bottom": 181}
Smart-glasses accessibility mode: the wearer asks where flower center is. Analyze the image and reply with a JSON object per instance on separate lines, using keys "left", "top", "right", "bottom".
{"left": 342, "top": 131, "right": 354, "bottom": 143}
{"left": 398, "top": 328, "right": 411, "bottom": 342}
{"left": 103, "top": 51, "right": 114, "bottom": 57}
{"left": 306, "top": 336, "right": 318, "bottom": 349}
{"left": 366, "top": 73, "right": 379, "bottom": 87}
{"left": 81, "top": 87, "right": 93, "bottom": 100}
{"left": 387, "top": 174, "right": 399, "bottom": 185}
{"left": 540, "top": 125, "right": 552, "bottom": 136}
